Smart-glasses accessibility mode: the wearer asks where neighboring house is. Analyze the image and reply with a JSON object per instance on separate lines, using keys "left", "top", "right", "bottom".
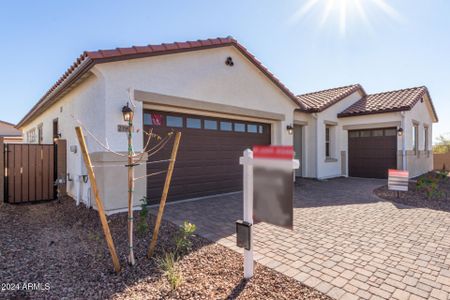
{"left": 15, "top": 37, "right": 438, "bottom": 213}
{"left": 295, "top": 84, "right": 438, "bottom": 179}
{"left": 0, "top": 120, "right": 22, "bottom": 143}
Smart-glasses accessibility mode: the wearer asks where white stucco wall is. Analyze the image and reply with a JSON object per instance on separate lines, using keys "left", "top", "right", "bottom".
{"left": 96, "top": 46, "right": 297, "bottom": 150}
{"left": 21, "top": 73, "right": 107, "bottom": 208}
{"left": 403, "top": 94, "right": 435, "bottom": 177}
{"left": 20, "top": 45, "right": 300, "bottom": 213}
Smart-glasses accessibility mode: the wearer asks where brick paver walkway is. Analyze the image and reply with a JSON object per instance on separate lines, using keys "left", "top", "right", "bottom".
{"left": 152, "top": 178, "right": 450, "bottom": 300}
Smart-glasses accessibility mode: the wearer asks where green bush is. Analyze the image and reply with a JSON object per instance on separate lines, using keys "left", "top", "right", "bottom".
{"left": 417, "top": 174, "right": 444, "bottom": 199}
{"left": 137, "top": 197, "right": 149, "bottom": 236}
{"left": 174, "top": 221, "right": 197, "bottom": 257}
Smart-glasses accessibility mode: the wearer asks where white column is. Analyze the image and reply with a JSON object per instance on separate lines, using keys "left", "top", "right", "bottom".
{"left": 242, "top": 149, "right": 254, "bottom": 279}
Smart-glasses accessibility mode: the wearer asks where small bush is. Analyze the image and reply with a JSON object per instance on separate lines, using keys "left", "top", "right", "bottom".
{"left": 174, "top": 221, "right": 197, "bottom": 257}
{"left": 417, "top": 174, "right": 444, "bottom": 199}
{"left": 157, "top": 252, "right": 183, "bottom": 290}
{"left": 137, "top": 197, "right": 149, "bottom": 236}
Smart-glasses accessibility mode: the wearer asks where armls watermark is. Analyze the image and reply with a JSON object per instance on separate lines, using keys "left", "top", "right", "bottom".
{"left": 1, "top": 282, "right": 50, "bottom": 292}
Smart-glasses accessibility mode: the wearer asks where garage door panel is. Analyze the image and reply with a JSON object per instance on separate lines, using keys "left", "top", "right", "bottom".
{"left": 144, "top": 110, "right": 270, "bottom": 203}
{"left": 348, "top": 128, "right": 397, "bottom": 179}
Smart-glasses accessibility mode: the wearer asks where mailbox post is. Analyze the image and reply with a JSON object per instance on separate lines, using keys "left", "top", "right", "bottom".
{"left": 238, "top": 147, "right": 299, "bottom": 279}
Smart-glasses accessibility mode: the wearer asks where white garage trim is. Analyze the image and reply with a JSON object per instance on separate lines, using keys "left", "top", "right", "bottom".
{"left": 135, "top": 89, "right": 285, "bottom": 121}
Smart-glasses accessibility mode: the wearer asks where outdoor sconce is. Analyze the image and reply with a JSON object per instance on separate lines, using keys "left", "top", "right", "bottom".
{"left": 225, "top": 56, "right": 234, "bottom": 66}
{"left": 122, "top": 102, "right": 134, "bottom": 122}
{"left": 236, "top": 220, "right": 252, "bottom": 250}
{"left": 397, "top": 127, "right": 404, "bottom": 137}
{"left": 286, "top": 124, "right": 294, "bottom": 135}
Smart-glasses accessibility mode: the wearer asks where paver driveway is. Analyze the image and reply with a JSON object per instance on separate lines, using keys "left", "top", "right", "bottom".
{"left": 151, "top": 178, "right": 450, "bottom": 300}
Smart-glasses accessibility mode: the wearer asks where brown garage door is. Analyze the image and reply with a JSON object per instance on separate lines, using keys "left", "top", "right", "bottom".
{"left": 144, "top": 110, "right": 271, "bottom": 204}
{"left": 348, "top": 128, "right": 397, "bottom": 179}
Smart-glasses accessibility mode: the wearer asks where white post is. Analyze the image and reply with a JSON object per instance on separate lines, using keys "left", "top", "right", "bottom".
{"left": 401, "top": 112, "right": 407, "bottom": 171}
{"left": 242, "top": 149, "right": 254, "bottom": 279}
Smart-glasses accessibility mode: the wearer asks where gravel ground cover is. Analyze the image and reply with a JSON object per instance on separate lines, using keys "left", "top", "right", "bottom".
{"left": 374, "top": 171, "right": 450, "bottom": 212}
{"left": 0, "top": 197, "right": 330, "bottom": 300}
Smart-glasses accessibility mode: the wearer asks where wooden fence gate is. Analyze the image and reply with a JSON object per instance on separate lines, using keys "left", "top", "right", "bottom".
{"left": 4, "top": 143, "right": 58, "bottom": 203}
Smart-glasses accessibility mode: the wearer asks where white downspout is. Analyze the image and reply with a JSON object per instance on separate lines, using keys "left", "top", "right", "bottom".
{"left": 401, "top": 112, "right": 407, "bottom": 171}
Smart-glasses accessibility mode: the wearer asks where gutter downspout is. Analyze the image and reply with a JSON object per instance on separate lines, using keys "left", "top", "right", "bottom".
{"left": 401, "top": 112, "right": 407, "bottom": 171}
{"left": 313, "top": 113, "right": 319, "bottom": 179}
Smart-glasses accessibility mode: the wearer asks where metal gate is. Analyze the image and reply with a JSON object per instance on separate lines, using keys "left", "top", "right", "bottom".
{"left": 4, "top": 144, "right": 56, "bottom": 203}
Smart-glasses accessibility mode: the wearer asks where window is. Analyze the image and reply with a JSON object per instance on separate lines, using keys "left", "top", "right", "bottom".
{"left": 220, "top": 121, "right": 232, "bottom": 131}
{"left": 143, "top": 113, "right": 153, "bottom": 125}
{"left": 234, "top": 123, "right": 246, "bottom": 132}
{"left": 37, "top": 124, "right": 43, "bottom": 144}
{"left": 372, "top": 129, "right": 383, "bottom": 137}
{"left": 166, "top": 116, "right": 183, "bottom": 128}
{"left": 144, "top": 113, "right": 163, "bottom": 126}
{"left": 186, "top": 118, "right": 201, "bottom": 129}
{"left": 349, "top": 131, "right": 359, "bottom": 138}
{"left": 360, "top": 130, "right": 371, "bottom": 137}
{"left": 204, "top": 120, "right": 217, "bottom": 130}
{"left": 325, "top": 126, "right": 331, "bottom": 158}
{"left": 247, "top": 124, "right": 258, "bottom": 133}
{"left": 413, "top": 124, "right": 419, "bottom": 154}
{"left": 27, "top": 128, "right": 37, "bottom": 143}
{"left": 258, "top": 125, "right": 264, "bottom": 134}
{"left": 384, "top": 128, "right": 397, "bottom": 136}
{"left": 424, "top": 126, "right": 429, "bottom": 151}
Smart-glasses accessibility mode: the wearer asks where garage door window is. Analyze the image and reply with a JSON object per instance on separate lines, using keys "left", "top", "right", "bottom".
{"left": 204, "top": 120, "right": 218, "bottom": 130}
{"left": 247, "top": 124, "right": 258, "bottom": 133}
{"left": 167, "top": 116, "right": 183, "bottom": 128}
{"left": 258, "top": 125, "right": 264, "bottom": 134}
{"left": 220, "top": 121, "right": 232, "bottom": 131}
{"left": 234, "top": 123, "right": 246, "bottom": 132}
{"left": 186, "top": 118, "right": 201, "bottom": 129}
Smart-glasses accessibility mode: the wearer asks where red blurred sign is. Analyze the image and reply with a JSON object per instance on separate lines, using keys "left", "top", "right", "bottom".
{"left": 253, "top": 146, "right": 294, "bottom": 160}
{"left": 388, "top": 169, "right": 409, "bottom": 178}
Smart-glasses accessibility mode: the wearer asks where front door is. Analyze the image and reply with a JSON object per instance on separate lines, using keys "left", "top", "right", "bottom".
{"left": 293, "top": 125, "right": 302, "bottom": 177}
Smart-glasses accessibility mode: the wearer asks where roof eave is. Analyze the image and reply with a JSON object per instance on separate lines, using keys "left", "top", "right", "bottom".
{"left": 17, "top": 57, "right": 94, "bottom": 129}
{"left": 337, "top": 106, "right": 411, "bottom": 118}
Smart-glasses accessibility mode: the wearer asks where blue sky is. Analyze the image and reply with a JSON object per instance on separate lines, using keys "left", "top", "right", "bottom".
{"left": 1, "top": 0, "right": 449, "bottom": 140}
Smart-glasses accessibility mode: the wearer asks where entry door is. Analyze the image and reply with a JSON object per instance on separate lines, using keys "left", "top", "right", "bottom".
{"left": 293, "top": 125, "right": 302, "bottom": 177}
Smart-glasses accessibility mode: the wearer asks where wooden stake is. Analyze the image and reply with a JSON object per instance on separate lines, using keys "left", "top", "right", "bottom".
{"left": 148, "top": 132, "right": 181, "bottom": 258}
{"left": 75, "top": 126, "right": 121, "bottom": 273}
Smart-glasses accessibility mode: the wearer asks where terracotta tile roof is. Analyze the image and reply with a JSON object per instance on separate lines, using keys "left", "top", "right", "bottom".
{"left": 17, "top": 37, "right": 303, "bottom": 128}
{"left": 297, "top": 84, "right": 365, "bottom": 112}
{"left": 338, "top": 86, "right": 438, "bottom": 121}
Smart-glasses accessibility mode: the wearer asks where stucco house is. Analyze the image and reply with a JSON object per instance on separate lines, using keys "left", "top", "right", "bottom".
{"left": 16, "top": 37, "right": 438, "bottom": 213}
{"left": 0, "top": 120, "right": 22, "bottom": 143}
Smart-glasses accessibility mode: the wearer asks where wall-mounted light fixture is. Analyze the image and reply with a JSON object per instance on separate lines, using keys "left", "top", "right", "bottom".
{"left": 225, "top": 56, "right": 234, "bottom": 66}
{"left": 397, "top": 127, "right": 404, "bottom": 137}
{"left": 122, "top": 102, "right": 134, "bottom": 122}
{"left": 286, "top": 124, "right": 294, "bottom": 135}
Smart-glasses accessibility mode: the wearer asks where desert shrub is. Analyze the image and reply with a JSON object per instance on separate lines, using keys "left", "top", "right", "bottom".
{"left": 174, "top": 221, "right": 197, "bottom": 257}
{"left": 417, "top": 174, "right": 444, "bottom": 199}
{"left": 137, "top": 197, "right": 149, "bottom": 236}
{"left": 157, "top": 252, "right": 183, "bottom": 290}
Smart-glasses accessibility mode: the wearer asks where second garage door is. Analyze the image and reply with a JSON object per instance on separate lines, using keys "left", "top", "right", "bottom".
{"left": 144, "top": 110, "right": 271, "bottom": 203}
{"left": 348, "top": 128, "right": 397, "bottom": 179}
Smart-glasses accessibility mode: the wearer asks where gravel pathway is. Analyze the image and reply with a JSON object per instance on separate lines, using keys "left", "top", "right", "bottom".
{"left": 0, "top": 198, "right": 329, "bottom": 299}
